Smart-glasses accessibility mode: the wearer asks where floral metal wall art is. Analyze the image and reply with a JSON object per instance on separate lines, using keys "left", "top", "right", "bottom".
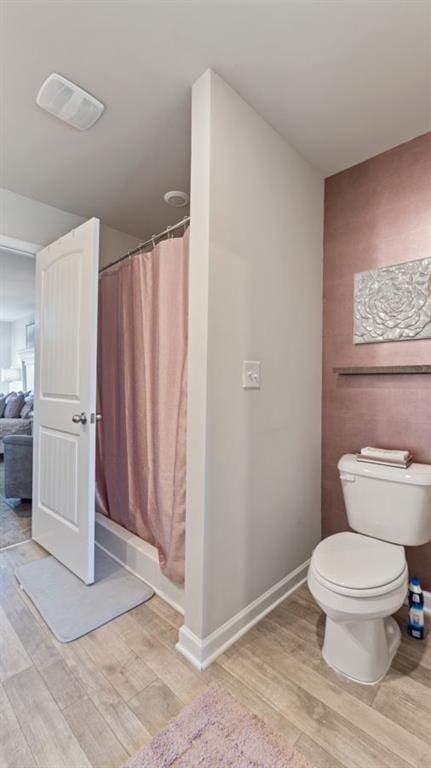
{"left": 354, "top": 258, "right": 431, "bottom": 344}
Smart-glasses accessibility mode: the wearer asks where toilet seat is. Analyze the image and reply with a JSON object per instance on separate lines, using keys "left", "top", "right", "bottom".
{"left": 311, "top": 532, "right": 407, "bottom": 598}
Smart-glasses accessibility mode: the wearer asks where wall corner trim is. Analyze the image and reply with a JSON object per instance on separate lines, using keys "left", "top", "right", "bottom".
{"left": 176, "top": 558, "right": 310, "bottom": 670}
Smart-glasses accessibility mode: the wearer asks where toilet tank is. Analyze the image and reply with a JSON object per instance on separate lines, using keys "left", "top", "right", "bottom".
{"left": 338, "top": 454, "right": 431, "bottom": 546}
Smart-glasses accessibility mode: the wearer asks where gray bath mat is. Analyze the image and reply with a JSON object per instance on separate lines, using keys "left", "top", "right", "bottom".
{"left": 15, "top": 547, "right": 154, "bottom": 642}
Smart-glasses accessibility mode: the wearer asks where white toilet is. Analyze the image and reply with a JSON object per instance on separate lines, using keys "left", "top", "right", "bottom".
{"left": 308, "top": 453, "right": 431, "bottom": 685}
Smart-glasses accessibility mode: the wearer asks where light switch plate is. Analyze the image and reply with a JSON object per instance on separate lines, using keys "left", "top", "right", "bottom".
{"left": 242, "top": 361, "right": 261, "bottom": 389}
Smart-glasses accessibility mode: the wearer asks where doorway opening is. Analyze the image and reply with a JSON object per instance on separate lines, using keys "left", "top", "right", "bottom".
{"left": 0, "top": 236, "right": 38, "bottom": 549}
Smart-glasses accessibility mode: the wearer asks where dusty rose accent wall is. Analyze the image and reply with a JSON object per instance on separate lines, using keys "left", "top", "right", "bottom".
{"left": 323, "top": 132, "right": 431, "bottom": 591}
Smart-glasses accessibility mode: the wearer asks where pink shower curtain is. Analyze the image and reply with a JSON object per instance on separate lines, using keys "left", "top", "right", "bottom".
{"left": 96, "top": 231, "right": 188, "bottom": 584}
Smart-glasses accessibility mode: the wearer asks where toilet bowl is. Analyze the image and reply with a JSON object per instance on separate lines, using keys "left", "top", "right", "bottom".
{"left": 308, "top": 454, "right": 431, "bottom": 684}
{"left": 308, "top": 532, "right": 408, "bottom": 683}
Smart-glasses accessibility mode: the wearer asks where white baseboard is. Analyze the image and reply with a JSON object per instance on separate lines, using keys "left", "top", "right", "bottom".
{"left": 95, "top": 513, "right": 184, "bottom": 614}
{"left": 176, "top": 558, "right": 310, "bottom": 670}
{"left": 0, "top": 539, "right": 32, "bottom": 552}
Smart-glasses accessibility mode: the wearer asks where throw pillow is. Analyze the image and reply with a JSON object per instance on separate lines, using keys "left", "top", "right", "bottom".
{"left": 20, "top": 396, "right": 34, "bottom": 419}
{"left": 4, "top": 392, "right": 25, "bottom": 418}
{"left": 0, "top": 394, "right": 6, "bottom": 417}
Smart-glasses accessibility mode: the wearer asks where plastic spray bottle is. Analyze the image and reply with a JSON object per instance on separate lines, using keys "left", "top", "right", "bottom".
{"left": 407, "top": 576, "right": 425, "bottom": 640}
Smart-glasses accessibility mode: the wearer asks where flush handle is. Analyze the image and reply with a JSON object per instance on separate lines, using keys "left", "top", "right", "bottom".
{"left": 340, "top": 473, "right": 356, "bottom": 483}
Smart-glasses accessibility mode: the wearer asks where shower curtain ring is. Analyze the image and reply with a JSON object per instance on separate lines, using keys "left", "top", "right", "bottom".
{"left": 151, "top": 235, "right": 156, "bottom": 249}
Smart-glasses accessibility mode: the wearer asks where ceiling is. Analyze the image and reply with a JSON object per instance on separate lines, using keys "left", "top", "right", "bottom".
{"left": 0, "top": 249, "right": 35, "bottom": 322}
{"left": 1, "top": 1, "right": 430, "bottom": 239}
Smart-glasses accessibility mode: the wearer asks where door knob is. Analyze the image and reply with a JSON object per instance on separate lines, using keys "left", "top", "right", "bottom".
{"left": 90, "top": 413, "right": 102, "bottom": 424}
{"left": 72, "top": 412, "right": 87, "bottom": 424}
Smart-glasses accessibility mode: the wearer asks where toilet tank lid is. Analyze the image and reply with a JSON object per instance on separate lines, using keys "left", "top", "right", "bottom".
{"left": 338, "top": 454, "right": 431, "bottom": 486}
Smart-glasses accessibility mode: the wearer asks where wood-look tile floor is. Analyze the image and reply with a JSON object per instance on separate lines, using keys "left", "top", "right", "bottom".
{"left": 0, "top": 496, "right": 32, "bottom": 549}
{"left": 0, "top": 461, "right": 32, "bottom": 548}
{"left": 0, "top": 541, "right": 430, "bottom": 768}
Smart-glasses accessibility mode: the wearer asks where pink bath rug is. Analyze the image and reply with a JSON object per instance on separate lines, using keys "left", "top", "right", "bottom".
{"left": 122, "top": 684, "right": 312, "bottom": 767}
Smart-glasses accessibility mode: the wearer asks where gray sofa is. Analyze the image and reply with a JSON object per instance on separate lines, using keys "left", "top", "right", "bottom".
{"left": 3, "top": 434, "right": 33, "bottom": 500}
{"left": 0, "top": 391, "right": 33, "bottom": 454}
{"left": 0, "top": 417, "right": 32, "bottom": 455}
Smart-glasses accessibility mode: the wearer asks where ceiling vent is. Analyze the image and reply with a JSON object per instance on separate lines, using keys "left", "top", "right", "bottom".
{"left": 36, "top": 73, "right": 105, "bottom": 131}
{"left": 163, "top": 190, "right": 190, "bottom": 208}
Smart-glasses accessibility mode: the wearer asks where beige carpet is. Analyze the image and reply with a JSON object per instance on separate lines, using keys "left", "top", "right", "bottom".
{"left": 123, "top": 684, "right": 312, "bottom": 768}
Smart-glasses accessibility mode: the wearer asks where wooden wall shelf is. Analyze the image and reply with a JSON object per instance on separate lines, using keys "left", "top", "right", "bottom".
{"left": 334, "top": 365, "right": 431, "bottom": 376}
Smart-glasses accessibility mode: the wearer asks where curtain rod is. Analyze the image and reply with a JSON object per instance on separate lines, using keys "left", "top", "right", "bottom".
{"left": 99, "top": 215, "right": 190, "bottom": 273}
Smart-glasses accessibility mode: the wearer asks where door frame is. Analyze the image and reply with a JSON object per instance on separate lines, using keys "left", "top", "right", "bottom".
{"left": 0, "top": 234, "right": 40, "bottom": 390}
{"left": 0, "top": 234, "right": 40, "bottom": 547}
{"left": 0, "top": 234, "right": 41, "bottom": 258}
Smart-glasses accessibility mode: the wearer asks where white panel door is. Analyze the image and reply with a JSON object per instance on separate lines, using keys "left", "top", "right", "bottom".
{"left": 32, "top": 218, "right": 99, "bottom": 584}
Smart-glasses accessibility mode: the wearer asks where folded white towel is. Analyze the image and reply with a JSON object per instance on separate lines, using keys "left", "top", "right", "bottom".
{"left": 360, "top": 447, "right": 411, "bottom": 463}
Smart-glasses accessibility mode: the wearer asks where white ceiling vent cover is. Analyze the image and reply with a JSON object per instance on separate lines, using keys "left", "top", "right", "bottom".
{"left": 36, "top": 73, "right": 104, "bottom": 130}
{"left": 163, "top": 190, "right": 190, "bottom": 207}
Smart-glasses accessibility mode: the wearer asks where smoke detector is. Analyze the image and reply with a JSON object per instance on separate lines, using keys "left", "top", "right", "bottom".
{"left": 36, "top": 73, "right": 105, "bottom": 131}
{"left": 163, "top": 190, "right": 190, "bottom": 208}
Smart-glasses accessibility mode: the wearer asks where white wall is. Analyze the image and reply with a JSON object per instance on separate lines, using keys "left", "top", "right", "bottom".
{"left": 98, "top": 225, "right": 141, "bottom": 271}
{"left": 0, "top": 189, "right": 85, "bottom": 246}
{"left": 179, "top": 71, "right": 323, "bottom": 667}
{"left": 0, "top": 190, "right": 141, "bottom": 395}
{"left": 11, "top": 313, "right": 35, "bottom": 368}
{"left": 0, "top": 188, "right": 141, "bottom": 265}
{"left": 0, "top": 313, "right": 36, "bottom": 394}
{"left": 0, "top": 321, "right": 12, "bottom": 392}
{"left": 0, "top": 322, "right": 12, "bottom": 368}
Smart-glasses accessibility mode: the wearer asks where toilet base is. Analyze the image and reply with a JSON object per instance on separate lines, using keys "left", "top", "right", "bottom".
{"left": 322, "top": 615, "right": 401, "bottom": 685}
